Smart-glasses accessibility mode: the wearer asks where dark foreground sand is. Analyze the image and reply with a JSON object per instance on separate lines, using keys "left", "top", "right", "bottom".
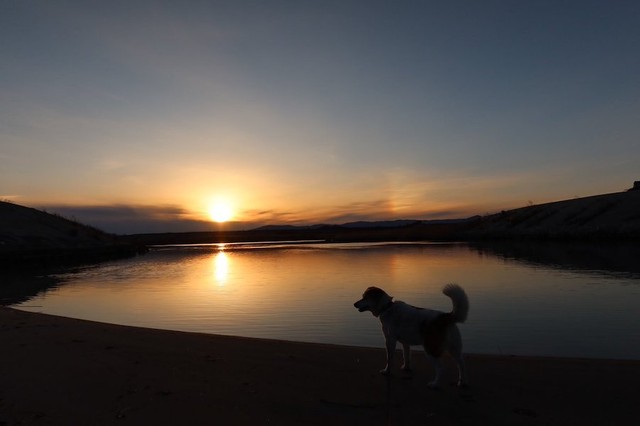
{"left": 1, "top": 307, "right": 638, "bottom": 425}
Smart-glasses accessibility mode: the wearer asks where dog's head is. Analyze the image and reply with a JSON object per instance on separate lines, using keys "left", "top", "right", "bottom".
{"left": 353, "top": 286, "right": 393, "bottom": 317}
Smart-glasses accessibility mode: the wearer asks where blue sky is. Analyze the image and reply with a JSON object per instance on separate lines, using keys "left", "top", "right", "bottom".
{"left": 1, "top": 1, "right": 639, "bottom": 233}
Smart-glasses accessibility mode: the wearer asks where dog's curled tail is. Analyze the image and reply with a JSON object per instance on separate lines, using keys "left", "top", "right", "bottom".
{"left": 443, "top": 284, "right": 469, "bottom": 323}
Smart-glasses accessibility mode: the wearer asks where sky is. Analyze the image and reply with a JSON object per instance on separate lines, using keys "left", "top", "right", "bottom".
{"left": 2, "top": 0, "right": 639, "bottom": 234}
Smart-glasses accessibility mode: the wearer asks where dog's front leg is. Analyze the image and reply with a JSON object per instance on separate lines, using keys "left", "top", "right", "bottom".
{"left": 401, "top": 343, "right": 412, "bottom": 371}
{"left": 380, "top": 337, "right": 396, "bottom": 375}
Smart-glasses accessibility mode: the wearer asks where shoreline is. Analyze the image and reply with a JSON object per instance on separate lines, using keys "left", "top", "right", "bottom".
{"left": 1, "top": 306, "right": 639, "bottom": 425}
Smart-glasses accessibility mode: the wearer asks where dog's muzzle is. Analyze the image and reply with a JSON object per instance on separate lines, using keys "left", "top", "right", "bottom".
{"left": 354, "top": 300, "right": 368, "bottom": 312}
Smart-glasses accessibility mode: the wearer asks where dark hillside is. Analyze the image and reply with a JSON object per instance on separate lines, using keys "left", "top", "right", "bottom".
{"left": 0, "top": 201, "right": 141, "bottom": 268}
{"left": 465, "top": 190, "right": 640, "bottom": 240}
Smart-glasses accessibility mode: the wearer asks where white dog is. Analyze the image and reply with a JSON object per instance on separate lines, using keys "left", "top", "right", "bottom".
{"left": 354, "top": 284, "right": 469, "bottom": 388}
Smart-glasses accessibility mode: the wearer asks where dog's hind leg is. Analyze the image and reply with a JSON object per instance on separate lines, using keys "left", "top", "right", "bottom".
{"left": 453, "top": 354, "right": 468, "bottom": 388}
{"left": 421, "top": 314, "right": 449, "bottom": 388}
{"left": 401, "top": 343, "right": 412, "bottom": 371}
{"left": 448, "top": 326, "right": 468, "bottom": 387}
{"left": 426, "top": 354, "right": 445, "bottom": 389}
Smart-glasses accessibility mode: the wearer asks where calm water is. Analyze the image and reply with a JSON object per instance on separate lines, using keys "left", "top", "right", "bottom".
{"left": 10, "top": 242, "right": 640, "bottom": 359}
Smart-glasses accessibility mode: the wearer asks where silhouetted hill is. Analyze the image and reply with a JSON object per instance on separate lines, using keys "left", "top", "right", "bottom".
{"left": 252, "top": 219, "right": 473, "bottom": 232}
{"left": 0, "top": 201, "right": 142, "bottom": 268}
{"left": 465, "top": 190, "right": 640, "bottom": 240}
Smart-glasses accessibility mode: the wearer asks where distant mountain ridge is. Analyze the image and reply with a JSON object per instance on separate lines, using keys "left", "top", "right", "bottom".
{"left": 253, "top": 218, "right": 475, "bottom": 231}
{"left": 152, "top": 189, "right": 640, "bottom": 244}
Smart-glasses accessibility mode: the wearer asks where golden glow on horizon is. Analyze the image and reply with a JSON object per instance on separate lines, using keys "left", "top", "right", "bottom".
{"left": 208, "top": 199, "right": 234, "bottom": 223}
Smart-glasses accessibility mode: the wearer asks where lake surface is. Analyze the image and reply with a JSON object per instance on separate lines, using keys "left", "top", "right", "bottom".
{"left": 9, "top": 241, "right": 640, "bottom": 360}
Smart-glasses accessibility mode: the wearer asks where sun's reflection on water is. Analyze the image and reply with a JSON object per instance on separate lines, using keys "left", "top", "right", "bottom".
{"left": 213, "top": 250, "right": 229, "bottom": 285}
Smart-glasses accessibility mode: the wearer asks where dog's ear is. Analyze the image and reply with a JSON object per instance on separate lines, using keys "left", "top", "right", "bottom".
{"left": 363, "top": 286, "right": 387, "bottom": 299}
{"left": 363, "top": 288, "right": 392, "bottom": 317}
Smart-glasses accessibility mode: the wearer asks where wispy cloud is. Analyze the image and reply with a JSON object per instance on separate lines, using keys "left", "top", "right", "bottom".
{"left": 3, "top": 2, "right": 639, "bottom": 233}
{"left": 39, "top": 204, "right": 215, "bottom": 235}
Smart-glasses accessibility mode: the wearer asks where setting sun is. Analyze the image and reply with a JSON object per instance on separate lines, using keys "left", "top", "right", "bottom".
{"left": 208, "top": 200, "right": 233, "bottom": 223}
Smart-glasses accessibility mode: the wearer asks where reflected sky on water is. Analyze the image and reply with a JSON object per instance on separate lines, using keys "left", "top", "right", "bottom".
{"left": 10, "top": 242, "right": 640, "bottom": 360}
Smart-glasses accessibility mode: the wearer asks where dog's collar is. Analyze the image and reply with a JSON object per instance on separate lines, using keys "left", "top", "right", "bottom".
{"left": 378, "top": 301, "right": 394, "bottom": 316}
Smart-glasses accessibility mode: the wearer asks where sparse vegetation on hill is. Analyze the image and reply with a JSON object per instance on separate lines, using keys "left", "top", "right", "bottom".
{"left": 466, "top": 190, "right": 640, "bottom": 240}
{"left": 0, "top": 201, "right": 143, "bottom": 269}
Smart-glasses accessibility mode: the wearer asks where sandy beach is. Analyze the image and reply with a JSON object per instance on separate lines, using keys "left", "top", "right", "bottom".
{"left": 1, "top": 306, "right": 638, "bottom": 425}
